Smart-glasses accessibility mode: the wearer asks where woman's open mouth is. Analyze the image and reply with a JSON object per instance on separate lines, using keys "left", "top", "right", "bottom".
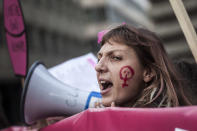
{"left": 100, "top": 80, "right": 113, "bottom": 95}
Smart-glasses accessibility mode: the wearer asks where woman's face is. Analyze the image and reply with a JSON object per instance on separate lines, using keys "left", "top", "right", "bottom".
{"left": 95, "top": 40, "right": 146, "bottom": 107}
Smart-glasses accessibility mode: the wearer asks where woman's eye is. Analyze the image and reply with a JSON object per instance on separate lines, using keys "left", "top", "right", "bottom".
{"left": 111, "top": 56, "right": 122, "bottom": 61}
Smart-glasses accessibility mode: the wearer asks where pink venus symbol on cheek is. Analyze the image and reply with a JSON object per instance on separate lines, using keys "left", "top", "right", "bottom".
{"left": 119, "top": 66, "right": 135, "bottom": 88}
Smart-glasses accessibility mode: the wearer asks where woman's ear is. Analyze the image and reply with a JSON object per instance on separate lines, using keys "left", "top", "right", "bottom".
{"left": 143, "top": 67, "right": 155, "bottom": 83}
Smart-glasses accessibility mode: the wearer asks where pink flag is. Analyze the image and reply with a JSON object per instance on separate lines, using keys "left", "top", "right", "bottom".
{"left": 42, "top": 106, "right": 197, "bottom": 131}
{"left": 4, "top": 0, "right": 27, "bottom": 77}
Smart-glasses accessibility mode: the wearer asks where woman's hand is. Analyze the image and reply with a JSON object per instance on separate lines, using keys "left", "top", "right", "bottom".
{"left": 111, "top": 101, "right": 116, "bottom": 107}
{"left": 94, "top": 101, "right": 104, "bottom": 108}
{"left": 27, "top": 116, "right": 66, "bottom": 130}
{"left": 45, "top": 116, "right": 66, "bottom": 125}
{"left": 94, "top": 101, "right": 116, "bottom": 108}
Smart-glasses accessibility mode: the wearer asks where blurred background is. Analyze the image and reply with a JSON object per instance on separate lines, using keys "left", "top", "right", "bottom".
{"left": 0, "top": 0, "right": 197, "bottom": 129}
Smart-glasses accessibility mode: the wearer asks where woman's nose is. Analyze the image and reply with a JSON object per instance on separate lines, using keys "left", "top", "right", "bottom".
{"left": 95, "top": 59, "right": 107, "bottom": 73}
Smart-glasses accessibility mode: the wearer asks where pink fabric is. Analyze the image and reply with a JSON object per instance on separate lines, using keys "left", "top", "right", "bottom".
{"left": 4, "top": 0, "right": 27, "bottom": 76}
{"left": 6, "top": 33, "right": 27, "bottom": 76}
{"left": 4, "top": 0, "right": 25, "bottom": 35}
{"left": 41, "top": 106, "right": 197, "bottom": 131}
{"left": 1, "top": 126, "right": 37, "bottom": 131}
{"left": 97, "top": 30, "right": 109, "bottom": 44}
{"left": 122, "top": 22, "right": 126, "bottom": 25}
{"left": 97, "top": 23, "right": 126, "bottom": 44}
{"left": 87, "top": 58, "right": 96, "bottom": 67}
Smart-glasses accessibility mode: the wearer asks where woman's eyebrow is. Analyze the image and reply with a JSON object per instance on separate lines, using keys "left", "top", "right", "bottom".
{"left": 107, "top": 49, "right": 125, "bottom": 55}
{"left": 97, "top": 49, "right": 125, "bottom": 58}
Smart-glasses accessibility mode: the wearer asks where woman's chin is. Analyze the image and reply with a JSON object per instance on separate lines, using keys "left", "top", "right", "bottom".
{"left": 101, "top": 98, "right": 113, "bottom": 107}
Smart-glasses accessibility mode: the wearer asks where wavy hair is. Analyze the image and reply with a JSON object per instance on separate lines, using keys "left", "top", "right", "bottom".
{"left": 100, "top": 24, "right": 191, "bottom": 107}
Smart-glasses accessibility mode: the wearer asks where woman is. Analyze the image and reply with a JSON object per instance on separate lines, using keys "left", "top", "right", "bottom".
{"left": 95, "top": 24, "right": 192, "bottom": 108}
{"left": 26, "top": 24, "right": 192, "bottom": 130}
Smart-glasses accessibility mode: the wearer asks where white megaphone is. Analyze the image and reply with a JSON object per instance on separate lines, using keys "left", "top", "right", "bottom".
{"left": 20, "top": 61, "right": 102, "bottom": 125}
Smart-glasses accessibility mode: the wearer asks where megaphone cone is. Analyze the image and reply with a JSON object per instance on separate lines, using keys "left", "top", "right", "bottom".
{"left": 20, "top": 61, "right": 101, "bottom": 125}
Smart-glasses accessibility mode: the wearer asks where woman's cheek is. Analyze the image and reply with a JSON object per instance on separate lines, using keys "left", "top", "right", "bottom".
{"left": 119, "top": 66, "right": 135, "bottom": 88}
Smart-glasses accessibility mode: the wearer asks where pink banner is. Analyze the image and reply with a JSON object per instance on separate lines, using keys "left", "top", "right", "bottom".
{"left": 4, "top": 0, "right": 27, "bottom": 76}
{"left": 5, "top": 33, "right": 27, "bottom": 76}
{"left": 4, "top": 0, "right": 24, "bottom": 35}
{"left": 42, "top": 106, "right": 197, "bottom": 131}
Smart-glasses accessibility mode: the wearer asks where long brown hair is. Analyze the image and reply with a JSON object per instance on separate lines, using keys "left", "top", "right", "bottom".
{"left": 100, "top": 24, "right": 191, "bottom": 107}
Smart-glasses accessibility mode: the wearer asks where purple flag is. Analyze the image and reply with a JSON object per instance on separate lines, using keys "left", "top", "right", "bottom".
{"left": 4, "top": 0, "right": 27, "bottom": 77}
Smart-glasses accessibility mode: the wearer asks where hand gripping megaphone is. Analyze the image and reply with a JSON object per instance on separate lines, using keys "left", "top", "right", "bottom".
{"left": 20, "top": 61, "right": 102, "bottom": 125}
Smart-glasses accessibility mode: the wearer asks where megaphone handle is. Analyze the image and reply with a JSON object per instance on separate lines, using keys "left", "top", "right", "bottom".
{"left": 85, "top": 91, "right": 102, "bottom": 109}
